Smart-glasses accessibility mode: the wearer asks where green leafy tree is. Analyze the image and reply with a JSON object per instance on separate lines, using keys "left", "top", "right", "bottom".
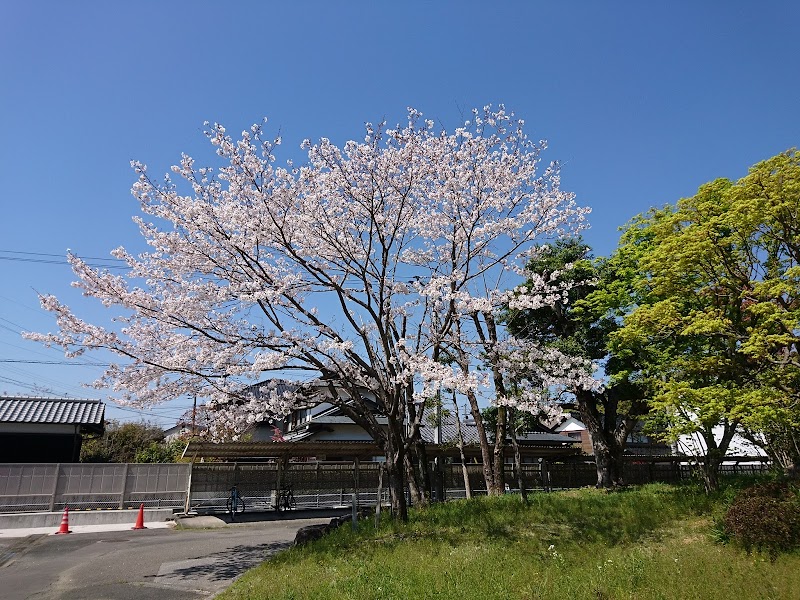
{"left": 134, "top": 438, "right": 188, "bottom": 463}
{"left": 80, "top": 421, "right": 167, "bottom": 463}
{"left": 506, "top": 238, "right": 648, "bottom": 488}
{"left": 612, "top": 150, "right": 800, "bottom": 490}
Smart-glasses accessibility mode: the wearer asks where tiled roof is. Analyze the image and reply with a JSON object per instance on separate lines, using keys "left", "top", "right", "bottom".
{"left": 420, "top": 415, "right": 574, "bottom": 447}
{"left": 244, "top": 380, "right": 300, "bottom": 398}
{"left": 420, "top": 419, "right": 481, "bottom": 445}
{"left": 0, "top": 396, "right": 105, "bottom": 425}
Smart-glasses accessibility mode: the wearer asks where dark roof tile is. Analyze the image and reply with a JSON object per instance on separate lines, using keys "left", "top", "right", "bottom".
{"left": 0, "top": 396, "right": 105, "bottom": 425}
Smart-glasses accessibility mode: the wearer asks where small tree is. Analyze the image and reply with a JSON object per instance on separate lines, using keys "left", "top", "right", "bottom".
{"left": 135, "top": 438, "right": 187, "bottom": 463}
{"left": 80, "top": 421, "right": 166, "bottom": 463}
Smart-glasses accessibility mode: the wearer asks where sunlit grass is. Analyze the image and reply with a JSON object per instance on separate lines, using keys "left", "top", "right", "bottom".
{"left": 219, "top": 482, "right": 800, "bottom": 600}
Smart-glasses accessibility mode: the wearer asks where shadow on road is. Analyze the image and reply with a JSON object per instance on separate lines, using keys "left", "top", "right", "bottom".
{"left": 157, "top": 540, "right": 291, "bottom": 583}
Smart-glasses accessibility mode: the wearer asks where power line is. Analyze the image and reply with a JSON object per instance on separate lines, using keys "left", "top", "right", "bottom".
{"left": 0, "top": 256, "right": 129, "bottom": 270}
{"left": 0, "top": 359, "right": 110, "bottom": 366}
{"left": 0, "top": 249, "right": 129, "bottom": 271}
{"left": 0, "top": 250, "right": 127, "bottom": 262}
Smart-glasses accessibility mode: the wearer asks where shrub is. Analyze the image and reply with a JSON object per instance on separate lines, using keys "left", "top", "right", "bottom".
{"left": 723, "top": 480, "right": 800, "bottom": 561}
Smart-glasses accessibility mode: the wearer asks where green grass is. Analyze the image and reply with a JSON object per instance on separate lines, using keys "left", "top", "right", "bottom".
{"left": 218, "top": 482, "right": 800, "bottom": 600}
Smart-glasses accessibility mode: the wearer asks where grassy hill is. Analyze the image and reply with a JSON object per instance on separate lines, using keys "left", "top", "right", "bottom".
{"left": 219, "top": 481, "right": 800, "bottom": 600}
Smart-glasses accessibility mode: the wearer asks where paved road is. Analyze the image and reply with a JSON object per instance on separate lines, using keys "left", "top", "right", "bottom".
{"left": 0, "top": 517, "right": 331, "bottom": 599}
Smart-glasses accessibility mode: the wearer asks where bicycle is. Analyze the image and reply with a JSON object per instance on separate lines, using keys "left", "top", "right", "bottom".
{"left": 226, "top": 484, "right": 246, "bottom": 519}
{"left": 274, "top": 483, "right": 296, "bottom": 511}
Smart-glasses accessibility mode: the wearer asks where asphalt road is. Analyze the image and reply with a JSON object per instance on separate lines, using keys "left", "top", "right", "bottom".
{"left": 0, "top": 516, "right": 332, "bottom": 599}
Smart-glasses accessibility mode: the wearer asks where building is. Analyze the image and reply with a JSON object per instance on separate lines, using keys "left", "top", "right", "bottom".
{"left": 0, "top": 396, "right": 105, "bottom": 462}
{"left": 187, "top": 380, "right": 579, "bottom": 462}
{"left": 553, "top": 413, "right": 671, "bottom": 456}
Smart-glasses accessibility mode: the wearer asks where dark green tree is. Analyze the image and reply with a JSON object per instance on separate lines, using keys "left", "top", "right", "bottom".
{"left": 506, "top": 237, "right": 648, "bottom": 487}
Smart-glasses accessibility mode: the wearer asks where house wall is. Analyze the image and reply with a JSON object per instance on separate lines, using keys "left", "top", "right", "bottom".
{"left": 558, "top": 430, "right": 593, "bottom": 455}
{"left": 0, "top": 433, "right": 81, "bottom": 462}
{"left": 0, "top": 423, "right": 77, "bottom": 435}
{"left": 555, "top": 419, "right": 594, "bottom": 455}
{"left": 251, "top": 426, "right": 283, "bottom": 442}
{"left": 677, "top": 427, "right": 767, "bottom": 458}
{"left": 308, "top": 423, "right": 374, "bottom": 442}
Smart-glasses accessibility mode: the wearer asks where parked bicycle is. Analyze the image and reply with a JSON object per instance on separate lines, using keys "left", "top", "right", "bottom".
{"left": 275, "top": 483, "right": 296, "bottom": 511}
{"left": 227, "top": 484, "right": 246, "bottom": 519}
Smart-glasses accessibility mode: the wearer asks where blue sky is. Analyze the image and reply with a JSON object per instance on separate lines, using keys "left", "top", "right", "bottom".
{"left": 1, "top": 1, "right": 798, "bottom": 426}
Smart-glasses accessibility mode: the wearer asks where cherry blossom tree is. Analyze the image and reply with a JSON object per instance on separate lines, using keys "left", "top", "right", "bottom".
{"left": 27, "top": 106, "right": 593, "bottom": 518}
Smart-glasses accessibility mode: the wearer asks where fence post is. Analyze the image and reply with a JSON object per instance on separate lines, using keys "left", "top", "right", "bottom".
{"left": 49, "top": 464, "right": 60, "bottom": 512}
{"left": 540, "top": 458, "right": 550, "bottom": 492}
{"left": 316, "top": 462, "right": 321, "bottom": 508}
{"left": 119, "top": 463, "right": 130, "bottom": 509}
{"left": 184, "top": 462, "right": 194, "bottom": 514}
{"left": 274, "top": 460, "right": 283, "bottom": 510}
{"left": 375, "top": 463, "right": 383, "bottom": 528}
{"left": 352, "top": 459, "right": 359, "bottom": 531}
{"left": 434, "top": 459, "right": 445, "bottom": 502}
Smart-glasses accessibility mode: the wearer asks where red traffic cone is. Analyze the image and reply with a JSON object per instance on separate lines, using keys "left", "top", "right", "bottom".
{"left": 55, "top": 506, "right": 72, "bottom": 534}
{"left": 132, "top": 503, "right": 147, "bottom": 530}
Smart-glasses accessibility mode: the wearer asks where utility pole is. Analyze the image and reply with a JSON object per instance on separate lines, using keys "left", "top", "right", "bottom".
{"left": 191, "top": 394, "right": 197, "bottom": 436}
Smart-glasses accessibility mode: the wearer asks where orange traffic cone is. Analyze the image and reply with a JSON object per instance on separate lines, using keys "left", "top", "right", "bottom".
{"left": 131, "top": 503, "right": 147, "bottom": 530}
{"left": 55, "top": 506, "right": 72, "bottom": 534}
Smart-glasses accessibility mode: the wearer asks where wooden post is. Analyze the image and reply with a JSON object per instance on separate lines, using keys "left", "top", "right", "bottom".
{"left": 352, "top": 459, "right": 359, "bottom": 531}
{"left": 274, "top": 460, "right": 283, "bottom": 510}
{"left": 375, "top": 463, "right": 383, "bottom": 528}
{"left": 540, "top": 458, "right": 550, "bottom": 493}
{"left": 316, "top": 462, "right": 321, "bottom": 508}
{"left": 432, "top": 458, "right": 444, "bottom": 502}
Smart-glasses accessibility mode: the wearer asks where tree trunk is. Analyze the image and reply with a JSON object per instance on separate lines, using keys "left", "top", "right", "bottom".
{"left": 484, "top": 311, "right": 507, "bottom": 496}
{"left": 576, "top": 389, "right": 628, "bottom": 488}
{"left": 593, "top": 439, "right": 625, "bottom": 488}
{"left": 338, "top": 392, "right": 408, "bottom": 520}
{"left": 404, "top": 388, "right": 431, "bottom": 506}
{"left": 593, "top": 438, "right": 615, "bottom": 488}
{"left": 457, "top": 323, "right": 496, "bottom": 494}
{"left": 491, "top": 405, "right": 507, "bottom": 495}
{"left": 700, "top": 451, "right": 722, "bottom": 493}
{"left": 699, "top": 420, "right": 738, "bottom": 494}
{"left": 464, "top": 388, "right": 498, "bottom": 494}
{"left": 384, "top": 423, "right": 408, "bottom": 521}
{"left": 452, "top": 394, "right": 472, "bottom": 499}
{"left": 509, "top": 417, "right": 528, "bottom": 503}
{"left": 403, "top": 451, "right": 427, "bottom": 508}
{"left": 415, "top": 439, "right": 433, "bottom": 501}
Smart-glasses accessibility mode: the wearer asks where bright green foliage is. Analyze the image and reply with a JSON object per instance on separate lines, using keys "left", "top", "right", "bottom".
{"left": 134, "top": 438, "right": 187, "bottom": 463}
{"left": 612, "top": 150, "right": 800, "bottom": 486}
